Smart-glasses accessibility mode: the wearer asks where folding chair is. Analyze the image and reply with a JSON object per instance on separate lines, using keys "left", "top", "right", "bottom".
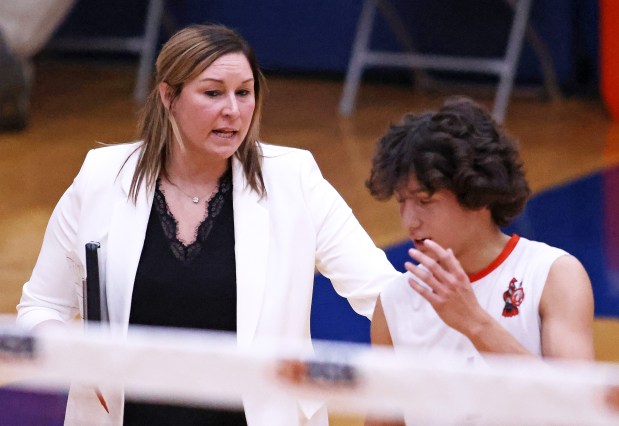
{"left": 339, "top": 0, "right": 561, "bottom": 123}
{"left": 48, "top": 0, "right": 168, "bottom": 101}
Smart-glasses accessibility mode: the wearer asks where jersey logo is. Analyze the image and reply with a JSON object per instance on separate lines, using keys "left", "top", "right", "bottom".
{"left": 502, "top": 277, "right": 524, "bottom": 317}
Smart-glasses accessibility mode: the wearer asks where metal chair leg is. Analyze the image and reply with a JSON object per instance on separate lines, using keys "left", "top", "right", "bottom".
{"left": 493, "top": 0, "right": 533, "bottom": 123}
{"left": 134, "top": 0, "right": 164, "bottom": 102}
{"left": 339, "top": 0, "right": 377, "bottom": 116}
{"left": 503, "top": 0, "right": 562, "bottom": 102}
{"left": 339, "top": 0, "right": 551, "bottom": 123}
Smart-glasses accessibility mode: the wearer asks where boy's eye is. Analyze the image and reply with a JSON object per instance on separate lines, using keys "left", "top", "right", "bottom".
{"left": 417, "top": 193, "right": 433, "bottom": 205}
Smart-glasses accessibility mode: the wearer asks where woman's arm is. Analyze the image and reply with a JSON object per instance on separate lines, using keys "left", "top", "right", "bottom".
{"left": 17, "top": 183, "right": 82, "bottom": 329}
{"left": 300, "top": 149, "right": 399, "bottom": 318}
{"left": 15, "top": 149, "right": 98, "bottom": 329}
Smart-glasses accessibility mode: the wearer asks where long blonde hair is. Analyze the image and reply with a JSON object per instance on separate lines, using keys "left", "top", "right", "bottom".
{"left": 128, "top": 24, "right": 266, "bottom": 203}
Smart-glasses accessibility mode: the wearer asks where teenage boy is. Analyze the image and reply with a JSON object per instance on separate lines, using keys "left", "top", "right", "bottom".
{"left": 365, "top": 97, "right": 595, "bottom": 425}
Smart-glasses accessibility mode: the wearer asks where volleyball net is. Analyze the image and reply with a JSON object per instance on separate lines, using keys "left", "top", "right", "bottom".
{"left": 1, "top": 318, "right": 618, "bottom": 425}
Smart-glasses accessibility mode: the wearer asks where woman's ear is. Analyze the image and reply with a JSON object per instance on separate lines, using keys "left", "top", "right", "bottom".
{"left": 158, "top": 82, "right": 172, "bottom": 110}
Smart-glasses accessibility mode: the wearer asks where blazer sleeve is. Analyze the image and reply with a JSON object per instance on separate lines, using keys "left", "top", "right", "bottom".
{"left": 299, "top": 150, "right": 400, "bottom": 319}
{"left": 16, "top": 151, "right": 94, "bottom": 329}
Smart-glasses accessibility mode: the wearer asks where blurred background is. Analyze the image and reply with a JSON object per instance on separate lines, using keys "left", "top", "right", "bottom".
{"left": 0, "top": 0, "right": 618, "bottom": 424}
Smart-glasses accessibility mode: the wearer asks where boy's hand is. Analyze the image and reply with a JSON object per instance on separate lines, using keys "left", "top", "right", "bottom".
{"left": 405, "top": 239, "right": 490, "bottom": 337}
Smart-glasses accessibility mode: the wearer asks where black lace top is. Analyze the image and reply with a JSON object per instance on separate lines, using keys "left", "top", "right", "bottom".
{"left": 124, "top": 169, "right": 247, "bottom": 425}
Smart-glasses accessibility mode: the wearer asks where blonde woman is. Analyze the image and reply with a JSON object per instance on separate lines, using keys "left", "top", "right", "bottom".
{"left": 17, "top": 24, "right": 399, "bottom": 425}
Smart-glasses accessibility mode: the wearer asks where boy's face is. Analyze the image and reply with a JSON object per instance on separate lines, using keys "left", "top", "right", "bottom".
{"left": 395, "top": 175, "right": 484, "bottom": 258}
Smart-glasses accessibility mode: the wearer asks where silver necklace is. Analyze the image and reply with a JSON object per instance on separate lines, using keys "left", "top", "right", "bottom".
{"left": 164, "top": 177, "right": 215, "bottom": 204}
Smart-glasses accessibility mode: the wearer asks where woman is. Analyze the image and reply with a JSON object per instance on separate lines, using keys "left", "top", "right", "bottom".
{"left": 16, "top": 24, "right": 399, "bottom": 425}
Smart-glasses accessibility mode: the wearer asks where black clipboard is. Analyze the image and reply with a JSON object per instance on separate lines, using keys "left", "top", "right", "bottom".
{"left": 84, "top": 242, "right": 108, "bottom": 324}
{"left": 84, "top": 242, "right": 111, "bottom": 412}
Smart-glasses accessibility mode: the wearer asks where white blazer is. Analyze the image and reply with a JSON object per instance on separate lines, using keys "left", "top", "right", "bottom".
{"left": 17, "top": 142, "right": 400, "bottom": 425}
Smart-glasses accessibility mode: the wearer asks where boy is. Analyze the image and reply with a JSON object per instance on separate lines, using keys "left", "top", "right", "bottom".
{"left": 365, "top": 97, "right": 595, "bottom": 425}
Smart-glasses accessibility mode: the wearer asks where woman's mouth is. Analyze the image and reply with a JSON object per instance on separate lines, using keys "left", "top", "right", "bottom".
{"left": 213, "top": 129, "right": 237, "bottom": 139}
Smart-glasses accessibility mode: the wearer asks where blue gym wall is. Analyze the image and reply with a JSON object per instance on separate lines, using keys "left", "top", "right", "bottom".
{"left": 53, "top": 0, "right": 600, "bottom": 90}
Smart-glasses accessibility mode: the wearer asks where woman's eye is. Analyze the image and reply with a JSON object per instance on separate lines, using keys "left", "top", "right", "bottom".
{"left": 237, "top": 89, "right": 251, "bottom": 97}
{"left": 205, "top": 90, "right": 220, "bottom": 97}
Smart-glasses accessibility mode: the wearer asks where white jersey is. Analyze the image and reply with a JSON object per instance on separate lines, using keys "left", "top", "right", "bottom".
{"left": 380, "top": 235, "right": 568, "bottom": 425}
{"left": 381, "top": 235, "right": 568, "bottom": 363}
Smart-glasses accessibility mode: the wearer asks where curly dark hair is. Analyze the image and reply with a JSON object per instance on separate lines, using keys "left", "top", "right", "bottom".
{"left": 366, "top": 96, "right": 530, "bottom": 227}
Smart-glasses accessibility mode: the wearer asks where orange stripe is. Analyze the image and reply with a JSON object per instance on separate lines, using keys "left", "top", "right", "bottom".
{"left": 95, "top": 387, "right": 110, "bottom": 413}
{"left": 601, "top": 0, "right": 619, "bottom": 121}
{"left": 468, "top": 234, "right": 520, "bottom": 283}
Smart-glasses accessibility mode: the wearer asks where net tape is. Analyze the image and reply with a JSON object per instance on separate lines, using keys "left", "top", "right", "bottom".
{"left": 1, "top": 322, "right": 618, "bottom": 425}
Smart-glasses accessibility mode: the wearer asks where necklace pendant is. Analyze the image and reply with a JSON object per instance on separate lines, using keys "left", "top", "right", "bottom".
{"left": 192, "top": 196, "right": 199, "bottom": 204}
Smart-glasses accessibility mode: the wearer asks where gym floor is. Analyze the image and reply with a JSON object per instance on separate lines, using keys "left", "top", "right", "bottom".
{"left": 0, "top": 55, "right": 617, "bottom": 424}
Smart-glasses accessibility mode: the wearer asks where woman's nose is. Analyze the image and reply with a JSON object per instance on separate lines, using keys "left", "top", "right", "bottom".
{"left": 222, "top": 93, "right": 240, "bottom": 116}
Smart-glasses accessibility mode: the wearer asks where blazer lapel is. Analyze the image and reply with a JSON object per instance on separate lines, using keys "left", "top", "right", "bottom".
{"left": 103, "top": 152, "right": 269, "bottom": 344}
{"left": 106, "top": 153, "right": 153, "bottom": 334}
{"left": 232, "top": 157, "right": 269, "bottom": 348}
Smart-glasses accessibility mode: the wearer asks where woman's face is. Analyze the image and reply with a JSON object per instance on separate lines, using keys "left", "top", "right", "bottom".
{"left": 162, "top": 52, "right": 256, "bottom": 161}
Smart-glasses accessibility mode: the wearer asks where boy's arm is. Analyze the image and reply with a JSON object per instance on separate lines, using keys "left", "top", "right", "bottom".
{"left": 370, "top": 295, "right": 394, "bottom": 347}
{"left": 539, "top": 255, "right": 595, "bottom": 360}
{"left": 365, "top": 296, "right": 404, "bottom": 426}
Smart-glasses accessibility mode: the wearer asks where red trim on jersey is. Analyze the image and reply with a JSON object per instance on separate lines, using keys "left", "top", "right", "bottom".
{"left": 468, "top": 234, "right": 520, "bottom": 283}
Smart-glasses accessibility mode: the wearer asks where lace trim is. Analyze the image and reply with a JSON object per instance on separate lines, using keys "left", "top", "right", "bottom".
{"left": 154, "top": 169, "right": 232, "bottom": 265}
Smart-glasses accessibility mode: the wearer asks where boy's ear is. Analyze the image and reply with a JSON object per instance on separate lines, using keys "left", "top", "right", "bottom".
{"left": 158, "top": 82, "right": 172, "bottom": 110}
